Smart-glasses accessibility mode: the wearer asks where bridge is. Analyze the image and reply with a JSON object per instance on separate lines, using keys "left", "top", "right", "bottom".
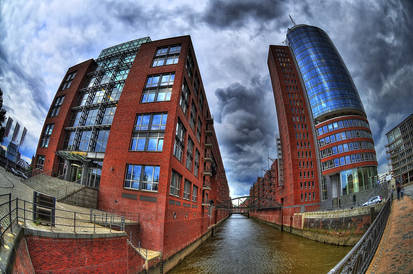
{"left": 216, "top": 196, "right": 281, "bottom": 214}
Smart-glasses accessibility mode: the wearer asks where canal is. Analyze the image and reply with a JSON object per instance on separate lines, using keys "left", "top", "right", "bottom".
{"left": 170, "top": 214, "right": 351, "bottom": 273}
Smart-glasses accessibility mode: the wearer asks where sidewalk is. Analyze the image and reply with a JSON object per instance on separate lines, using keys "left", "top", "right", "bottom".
{"left": 367, "top": 186, "right": 413, "bottom": 274}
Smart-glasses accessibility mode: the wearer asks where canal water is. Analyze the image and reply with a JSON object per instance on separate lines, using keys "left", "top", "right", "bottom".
{"left": 170, "top": 214, "right": 351, "bottom": 274}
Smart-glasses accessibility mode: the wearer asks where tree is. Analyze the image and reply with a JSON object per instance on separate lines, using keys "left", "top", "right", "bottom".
{"left": 0, "top": 88, "right": 7, "bottom": 143}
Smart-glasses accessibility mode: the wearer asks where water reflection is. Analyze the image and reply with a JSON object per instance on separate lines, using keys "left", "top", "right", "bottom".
{"left": 171, "top": 214, "right": 350, "bottom": 273}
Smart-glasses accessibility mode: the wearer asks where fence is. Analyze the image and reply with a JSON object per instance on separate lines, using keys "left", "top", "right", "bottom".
{"left": 328, "top": 193, "right": 392, "bottom": 273}
{"left": 0, "top": 193, "right": 127, "bottom": 246}
{"left": 0, "top": 194, "right": 16, "bottom": 245}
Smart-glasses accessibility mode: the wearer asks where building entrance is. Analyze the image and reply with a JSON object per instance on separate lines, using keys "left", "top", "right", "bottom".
{"left": 86, "top": 161, "right": 102, "bottom": 188}
{"left": 70, "top": 163, "right": 82, "bottom": 183}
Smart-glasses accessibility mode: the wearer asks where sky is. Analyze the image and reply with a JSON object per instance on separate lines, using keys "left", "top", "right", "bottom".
{"left": 1, "top": 0, "right": 412, "bottom": 197}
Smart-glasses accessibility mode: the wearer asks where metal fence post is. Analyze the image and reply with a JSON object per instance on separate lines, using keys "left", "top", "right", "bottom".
{"left": 90, "top": 209, "right": 93, "bottom": 223}
{"left": 24, "top": 200, "right": 26, "bottom": 226}
{"left": 15, "top": 198, "right": 19, "bottom": 224}
{"left": 93, "top": 214, "right": 96, "bottom": 234}
{"left": 8, "top": 193, "right": 12, "bottom": 233}
{"left": 74, "top": 212, "right": 76, "bottom": 233}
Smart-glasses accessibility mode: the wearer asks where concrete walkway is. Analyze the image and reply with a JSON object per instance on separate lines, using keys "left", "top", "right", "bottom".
{"left": 367, "top": 184, "right": 413, "bottom": 273}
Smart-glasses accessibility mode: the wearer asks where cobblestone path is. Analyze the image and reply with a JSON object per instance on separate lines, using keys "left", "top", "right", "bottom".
{"left": 367, "top": 184, "right": 413, "bottom": 274}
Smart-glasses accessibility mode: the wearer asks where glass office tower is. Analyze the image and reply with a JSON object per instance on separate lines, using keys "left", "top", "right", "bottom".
{"left": 285, "top": 25, "right": 379, "bottom": 208}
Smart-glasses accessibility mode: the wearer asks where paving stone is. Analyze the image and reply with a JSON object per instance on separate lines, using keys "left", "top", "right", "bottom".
{"left": 367, "top": 184, "right": 413, "bottom": 274}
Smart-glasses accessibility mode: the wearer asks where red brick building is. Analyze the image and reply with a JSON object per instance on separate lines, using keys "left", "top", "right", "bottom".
{"left": 266, "top": 24, "right": 379, "bottom": 212}
{"left": 267, "top": 45, "right": 320, "bottom": 217}
{"left": 34, "top": 35, "right": 230, "bottom": 260}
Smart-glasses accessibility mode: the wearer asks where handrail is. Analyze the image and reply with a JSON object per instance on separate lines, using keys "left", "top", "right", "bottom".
{"left": 328, "top": 193, "right": 392, "bottom": 273}
{"left": 0, "top": 194, "right": 129, "bottom": 246}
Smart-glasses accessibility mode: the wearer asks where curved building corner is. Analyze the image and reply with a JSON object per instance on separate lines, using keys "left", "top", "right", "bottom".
{"left": 269, "top": 24, "right": 380, "bottom": 210}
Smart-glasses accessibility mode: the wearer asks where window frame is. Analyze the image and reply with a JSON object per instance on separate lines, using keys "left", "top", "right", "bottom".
{"left": 183, "top": 179, "right": 191, "bottom": 200}
{"left": 123, "top": 164, "right": 160, "bottom": 192}
{"left": 40, "top": 124, "right": 54, "bottom": 148}
{"left": 141, "top": 73, "right": 175, "bottom": 103}
{"left": 49, "top": 96, "right": 65, "bottom": 117}
{"left": 170, "top": 170, "right": 182, "bottom": 197}
{"left": 130, "top": 113, "right": 168, "bottom": 152}
{"left": 152, "top": 45, "right": 181, "bottom": 67}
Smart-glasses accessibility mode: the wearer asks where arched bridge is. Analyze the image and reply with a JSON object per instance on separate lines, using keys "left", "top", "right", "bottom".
{"left": 216, "top": 196, "right": 281, "bottom": 214}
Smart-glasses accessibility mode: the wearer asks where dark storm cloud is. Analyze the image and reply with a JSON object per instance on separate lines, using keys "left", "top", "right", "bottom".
{"left": 105, "top": 1, "right": 155, "bottom": 27}
{"left": 214, "top": 75, "right": 277, "bottom": 195}
{"left": 339, "top": 0, "right": 413, "bottom": 170}
{"left": 202, "top": 0, "right": 288, "bottom": 29}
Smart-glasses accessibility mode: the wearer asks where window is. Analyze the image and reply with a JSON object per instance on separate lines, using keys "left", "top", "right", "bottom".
{"left": 40, "top": 124, "right": 54, "bottom": 148}
{"left": 115, "top": 69, "right": 129, "bottom": 81}
{"left": 193, "top": 74, "right": 200, "bottom": 97}
{"left": 94, "top": 130, "right": 109, "bottom": 152}
{"left": 87, "top": 77, "right": 96, "bottom": 88}
{"left": 61, "top": 71, "right": 76, "bottom": 90}
{"left": 179, "top": 80, "right": 190, "bottom": 114}
{"left": 101, "top": 107, "right": 117, "bottom": 125}
{"left": 79, "top": 93, "right": 89, "bottom": 106}
{"left": 194, "top": 149, "right": 200, "bottom": 177}
{"left": 49, "top": 96, "right": 65, "bottom": 117}
{"left": 65, "top": 131, "right": 76, "bottom": 150}
{"left": 124, "top": 164, "right": 160, "bottom": 191}
{"left": 152, "top": 45, "right": 181, "bottom": 67}
{"left": 170, "top": 170, "right": 182, "bottom": 196}
{"left": 71, "top": 111, "right": 82, "bottom": 127}
{"left": 173, "top": 119, "right": 186, "bottom": 161}
{"left": 36, "top": 155, "right": 45, "bottom": 170}
{"left": 78, "top": 131, "right": 92, "bottom": 151}
{"left": 193, "top": 185, "right": 198, "bottom": 202}
{"left": 146, "top": 73, "right": 175, "bottom": 88}
{"left": 199, "top": 93, "right": 204, "bottom": 114}
{"left": 141, "top": 73, "right": 174, "bottom": 103}
{"left": 196, "top": 118, "right": 202, "bottom": 141}
{"left": 123, "top": 54, "right": 136, "bottom": 64}
{"left": 189, "top": 103, "right": 197, "bottom": 130}
{"left": 92, "top": 89, "right": 106, "bottom": 104}
{"left": 84, "top": 109, "right": 99, "bottom": 126}
{"left": 186, "top": 138, "right": 194, "bottom": 170}
{"left": 108, "top": 83, "right": 124, "bottom": 101}
{"left": 186, "top": 51, "right": 194, "bottom": 78}
{"left": 100, "top": 71, "right": 113, "bottom": 84}
{"left": 184, "top": 180, "right": 191, "bottom": 200}
{"left": 130, "top": 113, "right": 167, "bottom": 152}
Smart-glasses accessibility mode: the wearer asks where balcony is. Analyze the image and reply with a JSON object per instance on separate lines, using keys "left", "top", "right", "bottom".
{"left": 202, "top": 184, "right": 211, "bottom": 190}
{"left": 204, "top": 154, "right": 213, "bottom": 162}
{"left": 203, "top": 170, "right": 212, "bottom": 176}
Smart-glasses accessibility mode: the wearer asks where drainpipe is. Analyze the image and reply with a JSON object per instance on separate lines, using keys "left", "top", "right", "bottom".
{"left": 281, "top": 198, "right": 284, "bottom": 231}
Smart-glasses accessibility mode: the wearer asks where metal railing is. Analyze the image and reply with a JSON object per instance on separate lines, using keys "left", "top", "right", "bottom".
{"left": 328, "top": 193, "right": 392, "bottom": 273}
{"left": 0, "top": 194, "right": 16, "bottom": 245}
{"left": 0, "top": 193, "right": 127, "bottom": 246}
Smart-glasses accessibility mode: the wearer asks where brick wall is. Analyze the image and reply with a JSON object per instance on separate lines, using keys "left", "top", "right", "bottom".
{"left": 12, "top": 237, "right": 35, "bottom": 273}
{"left": 25, "top": 236, "right": 128, "bottom": 272}
{"left": 251, "top": 203, "right": 383, "bottom": 245}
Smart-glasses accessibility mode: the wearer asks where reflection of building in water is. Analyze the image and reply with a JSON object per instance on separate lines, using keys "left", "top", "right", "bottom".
{"left": 0, "top": 116, "right": 29, "bottom": 168}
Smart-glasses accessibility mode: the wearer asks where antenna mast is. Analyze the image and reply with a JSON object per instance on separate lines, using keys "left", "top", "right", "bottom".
{"left": 289, "top": 14, "right": 296, "bottom": 26}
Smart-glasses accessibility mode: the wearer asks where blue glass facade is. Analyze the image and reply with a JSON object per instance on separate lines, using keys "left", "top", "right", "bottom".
{"left": 287, "top": 25, "right": 364, "bottom": 120}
